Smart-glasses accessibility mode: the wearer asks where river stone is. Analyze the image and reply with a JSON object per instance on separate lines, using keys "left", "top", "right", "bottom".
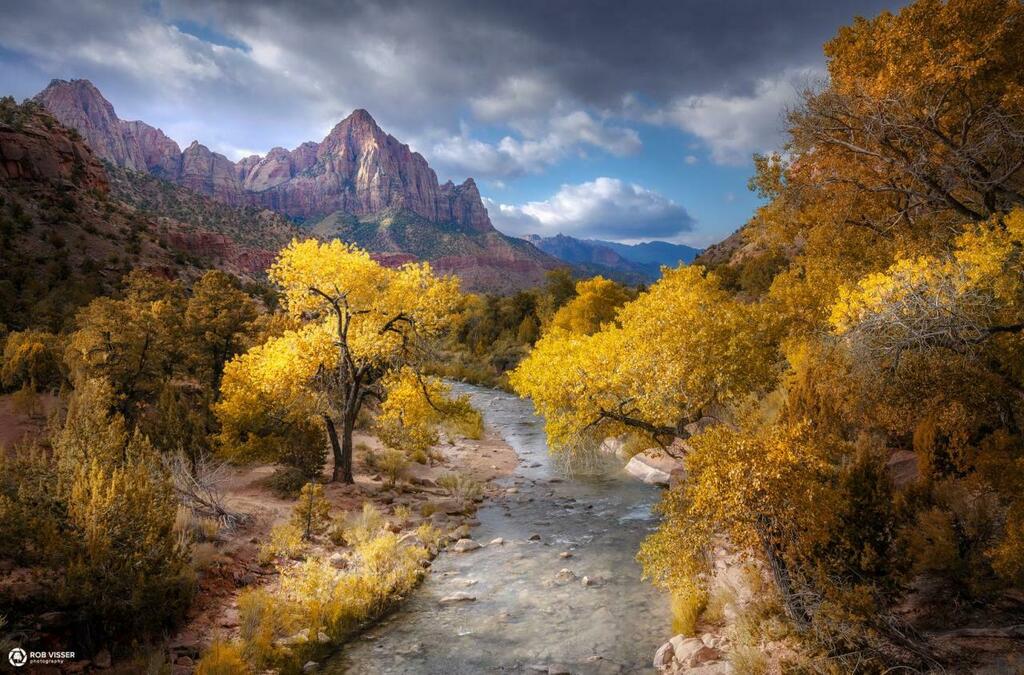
{"left": 439, "top": 592, "right": 476, "bottom": 603}
{"left": 653, "top": 641, "right": 675, "bottom": 670}
{"left": 669, "top": 636, "right": 721, "bottom": 667}
{"left": 554, "top": 568, "right": 577, "bottom": 583}
{"left": 559, "top": 551, "right": 573, "bottom": 559}
{"left": 452, "top": 538, "right": 480, "bottom": 553}
{"left": 489, "top": 537, "right": 505, "bottom": 546}
{"left": 624, "top": 454, "right": 673, "bottom": 486}
{"left": 529, "top": 533, "right": 542, "bottom": 541}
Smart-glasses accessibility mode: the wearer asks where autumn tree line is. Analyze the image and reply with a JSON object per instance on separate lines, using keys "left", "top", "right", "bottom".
{"left": 514, "top": 0, "right": 1024, "bottom": 669}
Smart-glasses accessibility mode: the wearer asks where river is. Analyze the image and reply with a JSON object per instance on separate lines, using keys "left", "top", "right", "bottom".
{"left": 326, "top": 383, "right": 670, "bottom": 674}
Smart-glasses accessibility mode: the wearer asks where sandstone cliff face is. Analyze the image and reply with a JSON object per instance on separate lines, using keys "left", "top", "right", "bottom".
{"left": 122, "top": 120, "right": 181, "bottom": 178}
{"left": 34, "top": 79, "right": 565, "bottom": 291}
{"left": 0, "top": 111, "right": 107, "bottom": 191}
{"left": 250, "top": 110, "right": 492, "bottom": 232}
{"left": 35, "top": 79, "right": 183, "bottom": 178}
{"left": 179, "top": 141, "right": 245, "bottom": 205}
{"left": 36, "top": 80, "right": 498, "bottom": 232}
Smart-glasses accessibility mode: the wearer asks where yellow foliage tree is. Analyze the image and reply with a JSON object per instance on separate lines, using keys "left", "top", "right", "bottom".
{"left": 374, "top": 367, "right": 480, "bottom": 455}
{"left": 511, "top": 266, "right": 779, "bottom": 454}
{"left": 548, "top": 275, "right": 632, "bottom": 335}
{"left": 219, "top": 240, "right": 462, "bottom": 482}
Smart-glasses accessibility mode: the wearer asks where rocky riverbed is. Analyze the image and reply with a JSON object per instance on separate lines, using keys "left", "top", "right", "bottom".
{"left": 327, "top": 384, "right": 671, "bottom": 674}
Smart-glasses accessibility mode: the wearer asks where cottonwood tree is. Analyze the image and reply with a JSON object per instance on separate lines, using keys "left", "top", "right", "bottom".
{"left": 548, "top": 276, "right": 632, "bottom": 335}
{"left": 511, "top": 266, "right": 779, "bottom": 455}
{"left": 787, "top": 0, "right": 1024, "bottom": 242}
{"left": 218, "top": 240, "right": 462, "bottom": 482}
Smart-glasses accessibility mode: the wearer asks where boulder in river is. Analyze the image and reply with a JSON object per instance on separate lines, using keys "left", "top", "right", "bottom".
{"left": 451, "top": 538, "right": 481, "bottom": 552}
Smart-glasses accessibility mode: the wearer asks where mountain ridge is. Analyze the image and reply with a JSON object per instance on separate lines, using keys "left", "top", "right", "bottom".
{"left": 33, "top": 78, "right": 563, "bottom": 292}
{"left": 524, "top": 233, "right": 700, "bottom": 283}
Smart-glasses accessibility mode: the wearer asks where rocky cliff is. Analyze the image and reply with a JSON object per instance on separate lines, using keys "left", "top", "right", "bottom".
{"left": 34, "top": 79, "right": 559, "bottom": 291}
{"left": 0, "top": 101, "right": 107, "bottom": 190}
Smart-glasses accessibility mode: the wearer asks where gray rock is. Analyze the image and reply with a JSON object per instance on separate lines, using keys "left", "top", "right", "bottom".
{"left": 653, "top": 641, "right": 675, "bottom": 670}
{"left": 451, "top": 538, "right": 481, "bottom": 553}
{"left": 624, "top": 455, "right": 673, "bottom": 486}
{"left": 439, "top": 592, "right": 477, "bottom": 603}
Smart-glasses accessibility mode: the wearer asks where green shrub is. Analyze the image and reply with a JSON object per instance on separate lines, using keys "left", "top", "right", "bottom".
{"left": 379, "top": 448, "right": 409, "bottom": 487}
{"left": 266, "top": 466, "right": 309, "bottom": 498}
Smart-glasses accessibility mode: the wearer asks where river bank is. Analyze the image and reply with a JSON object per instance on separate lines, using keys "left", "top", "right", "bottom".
{"left": 163, "top": 423, "right": 520, "bottom": 673}
{"left": 329, "top": 383, "right": 671, "bottom": 674}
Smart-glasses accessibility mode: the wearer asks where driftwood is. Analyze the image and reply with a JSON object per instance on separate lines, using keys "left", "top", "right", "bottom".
{"left": 164, "top": 451, "right": 250, "bottom": 529}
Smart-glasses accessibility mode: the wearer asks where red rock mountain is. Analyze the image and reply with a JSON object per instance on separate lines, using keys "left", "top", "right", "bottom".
{"left": 34, "top": 79, "right": 560, "bottom": 291}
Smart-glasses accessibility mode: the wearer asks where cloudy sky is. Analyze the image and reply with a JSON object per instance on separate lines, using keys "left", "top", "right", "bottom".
{"left": 0, "top": 0, "right": 902, "bottom": 246}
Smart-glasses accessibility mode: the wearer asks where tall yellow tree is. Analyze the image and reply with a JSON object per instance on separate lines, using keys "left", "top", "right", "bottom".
{"left": 511, "top": 266, "right": 779, "bottom": 454}
{"left": 218, "top": 240, "right": 462, "bottom": 482}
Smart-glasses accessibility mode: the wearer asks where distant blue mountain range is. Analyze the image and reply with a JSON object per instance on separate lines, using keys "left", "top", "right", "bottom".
{"left": 523, "top": 234, "right": 701, "bottom": 284}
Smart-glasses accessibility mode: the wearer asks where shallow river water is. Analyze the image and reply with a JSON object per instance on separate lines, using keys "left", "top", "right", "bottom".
{"left": 327, "top": 384, "right": 670, "bottom": 674}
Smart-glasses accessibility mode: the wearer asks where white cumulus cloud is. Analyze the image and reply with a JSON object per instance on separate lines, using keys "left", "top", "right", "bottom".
{"left": 487, "top": 177, "right": 693, "bottom": 240}
{"left": 646, "top": 67, "right": 822, "bottom": 165}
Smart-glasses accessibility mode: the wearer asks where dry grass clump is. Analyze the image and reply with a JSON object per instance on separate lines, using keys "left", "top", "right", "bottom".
{"left": 198, "top": 528, "right": 428, "bottom": 672}
{"left": 258, "top": 522, "right": 305, "bottom": 564}
{"left": 436, "top": 471, "right": 482, "bottom": 501}
{"left": 195, "top": 640, "right": 248, "bottom": 674}
{"left": 670, "top": 585, "right": 708, "bottom": 636}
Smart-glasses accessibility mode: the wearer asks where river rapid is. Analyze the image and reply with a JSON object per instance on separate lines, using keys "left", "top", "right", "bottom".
{"left": 327, "top": 384, "right": 670, "bottom": 674}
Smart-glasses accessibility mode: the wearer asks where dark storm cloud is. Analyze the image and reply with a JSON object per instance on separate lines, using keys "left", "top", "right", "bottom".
{"left": 0, "top": 0, "right": 901, "bottom": 174}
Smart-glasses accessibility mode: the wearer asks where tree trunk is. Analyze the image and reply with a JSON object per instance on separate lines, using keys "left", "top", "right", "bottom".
{"left": 323, "top": 415, "right": 345, "bottom": 483}
{"left": 338, "top": 412, "right": 355, "bottom": 484}
{"left": 756, "top": 521, "right": 810, "bottom": 630}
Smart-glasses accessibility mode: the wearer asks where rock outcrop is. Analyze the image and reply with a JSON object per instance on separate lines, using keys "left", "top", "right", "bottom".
{"left": 0, "top": 107, "right": 107, "bottom": 191}
{"left": 35, "top": 79, "right": 563, "bottom": 291}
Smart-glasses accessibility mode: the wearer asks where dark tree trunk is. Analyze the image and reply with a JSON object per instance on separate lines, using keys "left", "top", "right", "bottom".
{"left": 323, "top": 414, "right": 345, "bottom": 483}
{"left": 756, "top": 520, "right": 810, "bottom": 630}
{"left": 339, "top": 412, "right": 355, "bottom": 484}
